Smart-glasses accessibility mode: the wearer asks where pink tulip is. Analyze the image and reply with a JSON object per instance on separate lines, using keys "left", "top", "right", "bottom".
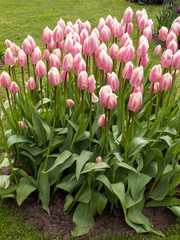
{"left": 27, "top": 35, "right": 36, "bottom": 50}
{"left": 109, "top": 43, "right": 119, "bottom": 59}
{"left": 171, "top": 70, "right": 179, "bottom": 77}
{"left": 138, "top": 54, "right": 149, "bottom": 68}
{"left": 83, "top": 20, "right": 91, "bottom": 34}
{"left": 106, "top": 93, "right": 117, "bottom": 110}
{"left": 53, "top": 25, "right": 63, "bottom": 43}
{"left": 122, "top": 62, "right": 133, "bottom": 79}
{"left": 105, "top": 15, "right": 113, "bottom": 29}
{"left": 96, "top": 156, "right": 103, "bottom": 163}
{"left": 137, "top": 41, "right": 149, "bottom": 58}
{"left": 89, "top": 33, "right": 99, "bottom": 52}
{"left": 10, "top": 81, "right": 19, "bottom": 94}
{"left": 83, "top": 37, "right": 92, "bottom": 57}
{"left": 22, "top": 38, "right": 32, "bottom": 55}
{"left": 58, "top": 41, "right": 64, "bottom": 50}
{"left": 92, "top": 28, "right": 99, "bottom": 39}
{"left": 31, "top": 47, "right": 41, "bottom": 65}
{"left": 61, "top": 70, "right": 69, "bottom": 82}
{"left": 17, "top": 50, "right": 27, "bottom": 67}
{"left": 5, "top": 39, "right": 12, "bottom": 48}
{"left": 143, "top": 27, "right": 152, "bottom": 42}
{"left": 98, "top": 18, "right": 105, "bottom": 33}
{"left": 123, "top": 7, "right": 133, "bottom": 24}
{"left": 170, "top": 22, "right": 180, "bottom": 37}
{"left": 130, "top": 66, "right": 144, "bottom": 87}
{"left": 154, "top": 45, "right": 162, "bottom": 55}
{"left": 42, "top": 27, "right": 52, "bottom": 44}
{"left": 66, "top": 99, "right": 74, "bottom": 107}
{"left": 104, "top": 56, "right": 113, "bottom": 73}
{"left": 48, "top": 67, "right": 61, "bottom": 86}
{"left": 172, "top": 50, "right": 180, "bottom": 69}
{"left": 44, "top": 49, "right": 51, "bottom": 60}
{"left": 99, "top": 85, "right": 112, "bottom": 107}
{"left": 80, "top": 28, "right": 89, "bottom": 44}
{"left": 47, "top": 37, "right": 56, "bottom": 50}
{"left": 100, "top": 25, "right": 111, "bottom": 42}
{"left": 149, "top": 64, "right": 162, "bottom": 83}
{"left": 97, "top": 49, "right": 109, "bottom": 70}
{"left": 52, "top": 48, "right": 62, "bottom": 61}
{"left": 75, "top": 59, "right": 86, "bottom": 76}
{"left": 5, "top": 48, "right": 15, "bottom": 66}
{"left": 78, "top": 71, "right": 88, "bottom": 90}
{"left": 161, "top": 49, "right": 172, "bottom": 68}
{"left": 0, "top": 71, "right": 11, "bottom": 88}
{"left": 74, "top": 53, "right": 82, "bottom": 68}
{"left": 28, "top": 77, "right": 36, "bottom": 90}
{"left": 117, "top": 46, "right": 126, "bottom": 63}
{"left": 35, "top": 60, "right": 46, "bottom": 78}
{"left": 98, "top": 114, "right": 106, "bottom": 127}
{"left": 65, "top": 25, "right": 74, "bottom": 36}
{"left": 150, "top": 82, "right": 159, "bottom": 94}
{"left": 76, "top": 19, "right": 83, "bottom": 32}
{"left": 63, "top": 53, "right": 74, "bottom": 72}
{"left": 159, "top": 73, "right": 172, "bottom": 91}
{"left": 120, "top": 33, "right": 130, "bottom": 46}
{"left": 58, "top": 18, "right": 66, "bottom": 33}
{"left": 138, "top": 14, "right": 148, "bottom": 31}
{"left": 72, "top": 42, "right": 82, "bottom": 57}
{"left": 19, "top": 121, "right": 25, "bottom": 129}
{"left": 166, "top": 31, "right": 177, "bottom": 48}
{"left": 49, "top": 54, "right": 61, "bottom": 69}
{"left": 135, "top": 9, "right": 147, "bottom": 25}
{"left": 159, "top": 26, "right": 168, "bottom": 41}
{"left": 10, "top": 43, "right": 19, "bottom": 57}
{"left": 133, "top": 84, "right": 143, "bottom": 95}
{"left": 64, "top": 37, "right": 74, "bottom": 53}
{"left": 147, "top": 19, "right": 154, "bottom": 32}
{"left": 167, "top": 39, "right": 178, "bottom": 54}
{"left": 87, "top": 75, "right": 96, "bottom": 93}
{"left": 95, "top": 43, "right": 107, "bottom": 61}
{"left": 107, "top": 72, "right": 119, "bottom": 91}
{"left": 128, "top": 92, "right": 143, "bottom": 112}
{"left": 127, "top": 23, "right": 133, "bottom": 35}
{"left": 123, "top": 44, "right": 134, "bottom": 62}
{"left": 111, "top": 21, "right": 121, "bottom": 38}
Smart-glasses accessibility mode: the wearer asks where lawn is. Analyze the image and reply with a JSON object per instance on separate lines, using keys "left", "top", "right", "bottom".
{"left": 1, "top": 0, "right": 180, "bottom": 239}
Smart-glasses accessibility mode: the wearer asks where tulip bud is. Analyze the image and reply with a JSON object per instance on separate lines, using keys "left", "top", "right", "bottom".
{"left": 171, "top": 69, "right": 179, "bottom": 77}
{"left": 19, "top": 121, "right": 25, "bottom": 129}
{"left": 100, "top": 25, "right": 111, "bottom": 42}
{"left": 91, "top": 92, "right": 99, "bottom": 103}
{"left": 143, "top": 27, "right": 152, "bottom": 42}
{"left": 105, "top": 15, "right": 113, "bottom": 29}
{"left": 150, "top": 82, "right": 159, "bottom": 94}
{"left": 127, "top": 23, "right": 133, "bottom": 35}
{"left": 166, "top": 31, "right": 177, "bottom": 48}
{"left": 167, "top": 39, "right": 178, "bottom": 54}
{"left": 52, "top": 48, "right": 62, "bottom": 61}
{"left": 159, "top": 26, "right": 168, "bottom": 41}
{"left": 122, "top": 62, "right": 133, "bottom": 79}
{"left": 78, "top": 71, "right": 89, "bottom": 90}
{"left": 31, "top": 47, "right": 41, "bottom": 65}
{"left": 47, "top": 37, "right": 56, "bottom": 50}
{"left": 104, "top": 56, "right": 113, "bottom": 73}
{"left": 149, "top": 64, "right": 162, "bottom": 83}
{"left": 172, "top": 50, "right": 180, "bottom": 69}
{"left": 87, "top": 75, "right": 96, "bottom": 93}
{"left": 109, "top": 43, "right": 119, "bottom": 59}
{"left": 53, "top": 25, "right": 63, "bottom": 43}
{"left": 10, "top": 81, "right": 19, "bottom": 94}
{"left": 133, "top": 84, "right": 143, "bottom": 95}
{"left": 44, "top": 49, "right": 51, "bottom": 60}
{"left": 42, "top": 26, "right": 52, "bottom": 44}
{"left": 0, "top": 71, "right": 11, "bottom": 88}
{"left": 63, "top": 53, "right": 74, "bottom": 72}
{"left": 107, "top": 72, "right": 119, "bottom": 91}
{"left": 5, "top": 48, "right": 15, "bottom": 66}
{"left": 64, "top": 37, "right": 74, "bottom": 53}
{"left": 35, "top": 60, "right": 46, "bottom": 78}
{"left": 66, "top": 99, "right": 74, "bottom": 107}
{"left": 96, "top": 156, "right": 103, "bottom": 163}
{"left": 130, "top": 66, "right": 144, "bottom": 87}
{"left": 61, "top": 70, "right": 69, "bottom": 82}
{"left": 28, "top": 77, "right": 36, "bottom": 90}
{"left": 170, "top": 22, "right": 180, "bottom": 37}
{"left": 99, "top": 85, "right": 112, "bottom": 107}
{"left": 123, "top": 44, "right": 134, "bottom": 62}
{"left": 22, "top": 38, "right": 32, "bottom": 55}
{"left": 128, "top": 92, "right": 143, "bottom": 112}
{"left": 80, "top": 28, "right": 89, "bottom": 44}
{"left": 89, "top": 33, "right": 99, "bottom": 52}
{"left": 138, "top": 54, "right": 149, "bottom": 68}
{"left": 111, "top": 21, "right": 121, "bottom": 38}
{"left": 17, "top": 50, "right": 27, "bottom": 67}
{"left": 161, "top": 49, "right": 172, "bottom": 68}
{"left": 48, "top": 67, "right": 61, "bottom": 86}
{"left": 123, "top": 7, "right": 133, "bottom": 24}
{"left": 106, "top": 93, "right": 117, "bottom": 110}
{"left": 98, "top": 114, "right": 106, "bottom": 127}
{"left": 5, "top": 39, "right": 12, "bottom": 48}
{"left": 74, "top": 53, "right": 82, "bottom": 68}
{"left": 137, "top": 41, "right": 149, "bottom": 57}
{"left": 117, "top": 46, "right": 126, "bottom": 63}
{"left": 154, "top": 45, "right": 162, "bottom": 55}
{"left": 120, "top": 33, "right": 130, "bottom": 46}
{"left": 27, "top": 35, "right": 36, "bottom": 50}
{"left": 49, "top": 53, "right": 61, "bottom": 69}
{"left": 159, "top": 73, "right": 172, "bottom": 91}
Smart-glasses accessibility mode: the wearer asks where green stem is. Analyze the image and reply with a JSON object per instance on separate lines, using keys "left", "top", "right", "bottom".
{"left": 27, "top": 54, "right": 30, "bottom": 78}
{"left": 46, "top": 60, "right": 49, "bottom": 98}
{"left": 43, "top": 86, "right": 57, "bottom": 171}
{"left": 147, "top": 84, "right": 154, "bottom": 136}
{"left": 106, "top": 109, "right": 111, "bottom": 154}
{"left": 89, "top": 93, "right": 92, "bottom": 151}
{"left": 40, "top": 78, "right": 44, "bottom": 112}
{"left": 155, "top": 90, "right": 164, "bottom": 118}
{"left": 64, "top": 71, "right": 68, "bottom": 102}
{"left": 22, "top": 67, "right": 25, "bottom": 93}
{"left": 125, "top": 110, "right": 131, "bottom": 163}
{"left": 51, "top": 171, "right": 63, "bottom": 198}
{"left": 0, "top": 118, "right": 18, "bottom": 184}
{"left": 101, "top": 70, "right": 104, "bottom": 87}
{"left": 100, "top": 108, "right": 107, "bottom": 156}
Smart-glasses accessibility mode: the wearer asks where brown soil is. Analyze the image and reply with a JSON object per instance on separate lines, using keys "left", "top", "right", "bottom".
{"left": 11, "top": 191, "right": 177, "bottom": 240}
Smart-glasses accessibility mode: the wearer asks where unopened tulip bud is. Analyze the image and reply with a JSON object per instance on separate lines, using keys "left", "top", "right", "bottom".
{"left": 35, "top": 60, "right": 46, "bottom": 78}
{"left": 161, "top": 49, "right": 172, "bottom": 68}
{"left": 137, "top": 41, "right": 149, "bottom": 57}
{"left": 75, "top": 59, "right": 86, "bottom": 76}
{"left": 22, "top": 38, "right": 32, "bottom": 55}
{"left": 96, "top": 156, "right": 102, "bottom": 163}
{"left": 150, "top": 82, "right": 159, "bottom": 94}
{"left": 109, "top": 43, "right": 119, "bottom": 59}
{"left": 104, "top": 56, "right": 113, "bottom": 73}
{"left": 87, "top": 75, "right": 96, "bottom": 93}
{"left": 117, "top": 46, "right": 126, "bottom": 62}
{"left": 5, "top": 48, "right": 15, "bottom": 66}
{"left": 106, "top": 93, "right": 117, "bottom": 110}
{"left": 80, "top": 28, "right": 89, "bottom": 44}
{"left": 66, "top": 99, "right": 74, "bottom": 107}
{"left": 90, "top": 33, "right": 99, "bottom": 52}
{"left": 98, "top": 114, "right": 106, "bottom": 127}
{"left": 99, "top": 85, "right": 112, "bottom": 107}
{"left": 52, "top": 48, "right": 62, "bottom": 61}
{"left": 17, "top": 50, "right": 27, "bottom": 67}
{"left": 5, "top": 39, "right": 12, "bottom": 48}
{"left": 64, "top": 37, "right": 74, "bottom": 53}
{"left": 138, "top": 54, "right": 149, "bottom": 68}
{"left": 167, "top": 39, "right": 178, "bottom": 54}
{"left": 171, "top": 69, "right": 179, "bottom": 77}
{"left": 19, "top": 121, "right": 25, "bottom": 129}
{"left": 111, "top": 21, "right": 121, "bottom": 38}
{"left": 120, "top": 33, "right": 130, "bottom": 46}
{"left": 130, "top": 66, "right": 144, "bottom": 87}
{"left": 78, "top": 71, "right": 88, "bottom": 90}
{"left": 159, "top": 26, "right": 168, "bottom": 41}
{"left": 143, "top": 27, "right": 152, "bottom": 42}
{"left": 105, "top": 15, "right": 113, "bottom": 29}
{"left": 48, "top": 67, "right": 61, "bottom": 86}
{"left": 44, "top": 49, "right": 51, "bottom": 60}
{"left": 123, "top": 7, "right": 133, "bottom": 24}
{"left": 160, "top": 73, "right": 172, "bottom": 91}
{"left": 149, "top": 64, "right": 162, "bottom": 83}
{"left": 127, "top": 23, "right": 133, "bottom": 35}
{"left": 47, "top": 37, "right": 56, "bottom": 50}
{"left": 172, "top": 50, "right": 180, "bottom": 69}
{"left": 154, "top": 45, "right": 162, "bottom": 55}
{"left": 74, "top": 53, "right": 82, "bottom": 68}
{"left": 63, "top": 53, "right": 74, "bottom": 72}
{"left": 91, "top": 92, "right": 99, "bottom": 103}
{"left": 27, "top": 35, "right": 36, "bottom": 50}
{"left": 166, "top": 31, "right": 177, "bottom": 48}
{"left": 100, "top": 25, "right": 111, "bottom": 42}
{"left": 42, "top": 27, "right": 52, "bottom": 44}
{"left": 107, "top": 72, "right": 119, "bottom": 91}
{"left": 10, "top": 81, "right": 19, "bottom": 94}
{"left": 53, "top": 25, "right": 63, "bottom": 43}
{"left": 31, "top": 47, "right": 41, "bottom": 65}
{"left": 122, "top": 61, "right": 133, "bottom": 79}
{"left": 49, "top": 53, "right": 61, "bottom": 69}
{"left": 128, "top": 92, "right": 143, "bottom": 112}
{"left": 123, "top": 44, "right": 134, "bottom": 62}
{"left": 28, "top": 77, "right": 36, "bottom": 90}
{"left": 133, "top": 84, "right": 143, "bottom": 95}
{"left": 0, "top": 71, "right": 11, "bottom": 88}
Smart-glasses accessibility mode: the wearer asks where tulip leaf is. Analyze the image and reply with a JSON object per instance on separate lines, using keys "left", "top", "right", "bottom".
{"left": 97, "top": 193, "right": 108, "bottom": 215}
{"left": 145, "top": 197, "right": 180, "bottom": 208}
{"left": 168, "top": 206, "right": 180, "bottom": 218}
{"left": 0, "top": 184, "right": 17, "bottom": 197}
{"left": 38, "top": 171, "right": 50, "bottom": 215}
{"left": 7, "top": 135, "right": 33, "bottom": 148}
{"left": 128, "top": 137, "right": 151, "bottom": 157}
{"left": 76, "top": 150, "right": 93, "bottom": 180}
{"left": 96, "top": 174, "right": 113, "bottom": 192}
{"left": 0, "top": 175, "right": 10, "bottom": 189}
{"left": 81, "top": 162, "right": 110, "bottom": 174}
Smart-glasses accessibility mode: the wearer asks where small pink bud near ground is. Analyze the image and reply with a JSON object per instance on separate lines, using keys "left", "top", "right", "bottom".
{"left": 66, "top": 99, "right": 75, "bottom": 107}
{"left": 19, "top": 121, "right": 25, "bottom": 129}
{"left": 96, "top": 156, "right": 102, "bottom": 163}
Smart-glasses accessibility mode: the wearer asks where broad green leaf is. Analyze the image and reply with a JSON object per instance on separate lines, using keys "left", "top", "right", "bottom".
{"left": 0, "top": 175, "right": 10, "bottom": 189}
{"left": 45, "top": 150, "right": 72, "bottom": 173}
{"left": 38, "top": 172, "right": 50, "bottom": 215}
{"left": 7, "top": 135, "right": 32, "bottom": 148}
{"left": 111, "top": 182, "right": 126, "bottom": 215}
{"left": 128, "top": 137, "right": 151, "bottom": 157}
{"left": 90, "top": 190, "right": 101, "bottom": 216}
{"left": 20, "top": 144, "right": 42, "bottom": 156}
{"left": 160, "top": 135, "right": 173, "bottom": 147}
{"left": 97, "top": 194, "right": 108, "bottom": 215}
{"left": 116, "top": 161, "right": 138, "bottom": 173}
{"left": 35, "top": 98, "right": 51, "bottom": 108}
{"left": 17, "top": 169, "right": 37, "bottom": 187}
{"left": 16, "top": 178, "right": 37, "bottom": 206}
{"left": 78, "top": 185, "right": 92, "bottom": 203}
{"left": 0, "top": 184, "right": 17, "bottom": 197}
{"left": 145, "top": 197, "right": 180, "bottom": 208}
{"left": 81, "top": 162, "right": 109, "bottom": 174}
{"left": 56, "top": 174, "right": 84, "bottom": 193}
{"left": 64, "top": 194, "right": 74, "bottom": 212}
{"left": 76, "top": 150, "right": 93, "bottom": 180}
{"left": 96, "top": 175, "right": 112, "bottom": 192}
{"left": 168, "top": 206, "right": 180, "bottom": 218}
{"left": 1, "top": 101, "right": 16, "bottom": 129}
{"left": 0, "top": 152, "right": 5, "bottom": 164}
{"left": 71, "top": 203, "right": 94, "bottom": 237}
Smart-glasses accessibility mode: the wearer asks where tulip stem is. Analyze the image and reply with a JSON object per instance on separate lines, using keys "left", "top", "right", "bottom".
{"left": 22, "top": 67, "right": 25, "bottom": 93}
{"left": 81, "top": 90, "right": 84, "bottom": 122}
{"left": 118, "top": 62, "right": 122, "bottom": 79}
{"left": 64, "top": 71, "right": 68, "bottom": 102}
{"left": 44, "top": 86, "right": 57, "bottom": 172}
{"left": 106, "top": 109, "right": 111, "bottom": 154}
{"left": 27, "top": 54, "right": 30, "bottom": 78}
{"left": 9, "top": 66, "right": 11, "bottom": 77}
{"left": 101, "top": 70, "right": 104, "bottom": 87}
{"left": 40, "top": 78, "right": 44, "bottom": 112}
{"left": 0, "top": 118, "right": 18, "bottom": 185}
{"left": 147, "top": 84, "right": 154, "bottom": 136}
{"left": 100, "top": 108, "right": 107, "bottom": 156}
{"left": 75, "top": 75, "right": 79, "bottom": 104}
{"left": 89, "top": 93, "right": 92, "bottom": 150}
{"left": 155, "top": 90, "right": 164, "bottom": 118}
{"left": 125, "top": 110, "right": 131, "bottom": 163}
{"left": 46, "top": 60, "right": 49, "bottom": 98}
{"left": 6, "top": 88, "right": 12, "bottom": 111}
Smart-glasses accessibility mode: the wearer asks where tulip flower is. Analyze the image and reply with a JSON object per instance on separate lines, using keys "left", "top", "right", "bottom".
{"left": 53, "top": 25, "right": 63, "bottom": 46}
{"left": 61, "top": 70, "right": 69, "bottom": 82}
{"left": 127, "top": 23, "right": 133, "bottom": 35}
{"left": 98, "top": 113, "right": 106, "bottom": 127}
{"left": 96, "top": 156, "right": 103, "bottom": 163}
{"left": 160, "top": 73, "right": 172, "bottom": 91}
{"left": 66, "top": 99, "right": 75, "bottom": 108}
{"left": 161, "top": 49, "right": 172, "bottom": 68}
{"left": 170, "top": 22, "right": 180, "bottom": 37}
{"left": 78, "top": 71, "right": 88, "bottom": 90}
{"left": 120, "top": 33, "right": 130, "bottom": 46}
{"left": 109, "top": 43, "right": 119, "bottom": 59}
{"left": 63, "top": 53, "right": 74, "bottom": 72}
{"left": 166, "top": 31, "right": 177, "bottom": 48}
{"left": 5, "top": 39, "right": 12, "bottom": 48}
{"left": 149, "top": 64, "right": 162, "bottom": 83}
{"left": 5, "top": 48, "right": 15, "bottom": 67}
{"left": 42, "top": 26, "right": 52, "bottom": 44}
{"left": 154, "top": 45, "right": 162, "bottom": 55}
{"left": 150, "top": 82, "right": 159, "bottom": 94}
{"left": 167, "top": 39, "right": 178, "bottom": 54}
{"left": 130, "top": 66, "right": 144, "bottom": 87}
{"left": 27, "top": 35, "right": 36, "bottom": 50}
{"left": 133, "top": 84, "right": 143, "bottom": 95}
{"left": 107, "top": 72, "right": 119, "bottom": 92}
{"left": 49, "top": 54, "right": 61, "bottom": 69}
{"left": 137, "top": 40, "right": 149, "bottom": 58}
{"left": 111, "top": 21, "right": 121, "bottom": 39}
{"left": 47, "top": 37, "right": 56, "bottom": 50}
{"left": 10, "top": 81, "right": 19, "bottom": 95}
{"left": 123, "top": 7, "right": 133, "bottom": 24}
{"left": 122, "top": 62, "right": 133, "bottom": 79}
{"left": 143, "top": 27, "right": 152, "bottom": 42}
{"left": 22, "top": 38, "right": 32, "bottom": 55}
{"left": 19, "top": 121, "right": 25, "bottom": 129}
{"left": 28, "top": 77, "right": 36, "bottom": 90}
{"left": 10, "top": 43, "right": 20, "bottom": 57}
{"left": 0, "top": 71, "right": 11, "bottom": 88}
{"left": 105, "top": 15, "right": 113, "bottom": 29}
{"left": 159, "top": 26, "right": 168, "bottom": 41}
{"left": 89, "top": 33, "right": 99, "bottom": 53}
{"left": 74, "top": 53, "right": 82, "bottom": 68}
{"left": 64, "top": 37, "right": 74, "bottom": 53}
{"left": 123, "top": 45, "right": 134, "bottom": 63}
{"left": 106, "top": 93, "right": 117, "bottom": 110}
{"left": 17, "top": 50, "right": 27, "bottom": 67}
{"left": 99, "top": 85, "right": 113, "bottom": 108}
{"left": 138, "top": 54, "right": 149, "bottom": 68}
{"left": 80, "top": 28, "right": 89, "bottom": 44}
{"left": 128, "top": 92, "right": 143, "bottom": 112}
{"left": 100, "top": 25, "right": 111, "bottom": 42}
{"left": 87, "top": 75, "right": 96, "bottom": 93}
{"left": 172, "top": 50, "right": 180, "bottom": 69}
{"left": 44, "top": 49, "right": 51, "bottom": 60}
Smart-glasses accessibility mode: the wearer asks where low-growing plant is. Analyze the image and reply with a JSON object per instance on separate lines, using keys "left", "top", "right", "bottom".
{"left": 135, "top": 0, "right": 163, "bottom": 6}
{"left": 0, "top": 7, "right": 180, "bottom": 238}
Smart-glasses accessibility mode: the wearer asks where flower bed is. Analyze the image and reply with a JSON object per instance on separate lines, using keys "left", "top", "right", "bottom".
{"left": 0, "top": 7, "right": 180, "bottom": 237}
